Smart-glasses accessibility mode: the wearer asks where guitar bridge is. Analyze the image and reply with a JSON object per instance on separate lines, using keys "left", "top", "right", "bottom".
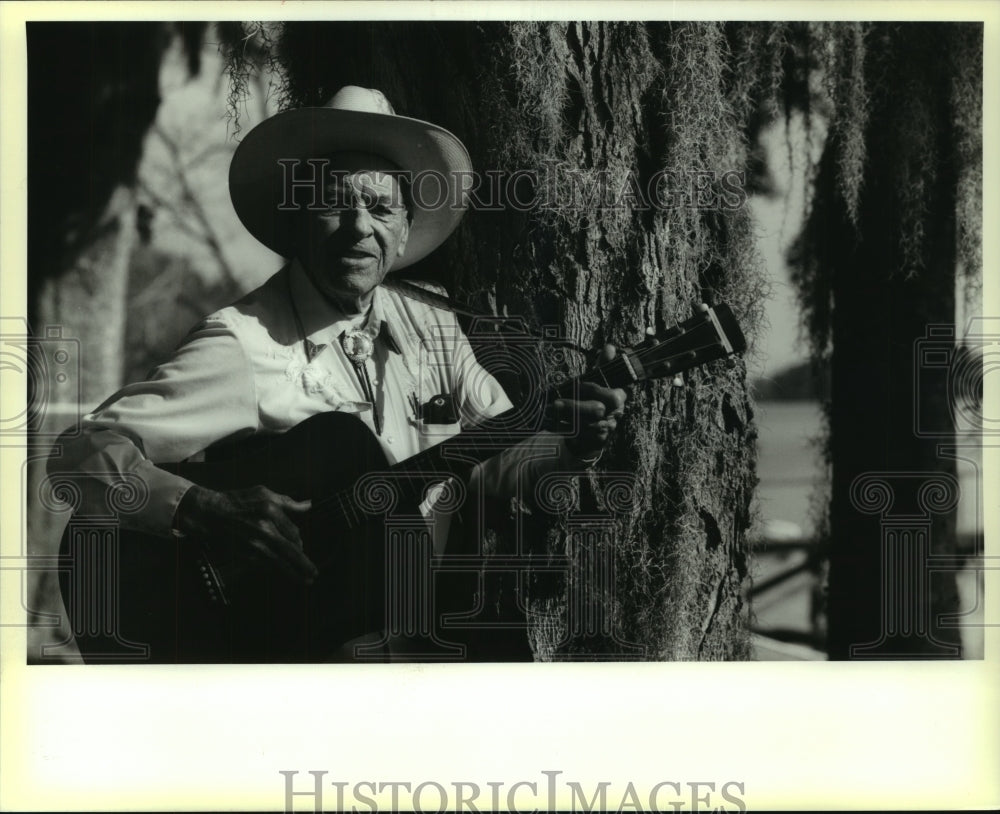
{"left": 196, "top": 549, "right": 231, "bottom": 607}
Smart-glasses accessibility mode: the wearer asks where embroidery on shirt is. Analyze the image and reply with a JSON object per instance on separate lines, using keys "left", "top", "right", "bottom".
{"left": 283, "top": 358, "right": 367, "bottom": 411}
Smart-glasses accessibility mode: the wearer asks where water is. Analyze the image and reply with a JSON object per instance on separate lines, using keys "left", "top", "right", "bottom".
{"left": 750, "top": 399, "right": 984, "bottom": 659}
{"left": 754, "top": 398, "right": 982, "bottom": 538}
{"left": 755, "top": 400, "right": 825, "bottom": 535}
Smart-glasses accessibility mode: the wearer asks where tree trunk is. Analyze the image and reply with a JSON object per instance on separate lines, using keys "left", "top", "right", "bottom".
{"left": 798, "top": 24, "right": 973, "bottom": 658}
{"left": 26, "top": 22, "right": 166, "bottom": 661}
{"left": 825, "top": 159, "right": 963, "bottom": 658}
{"left": 34, "top": 187, "right": 137, "bottom": 406}
{"left": 271, "top": 21, "right": 765, "bottom": 659}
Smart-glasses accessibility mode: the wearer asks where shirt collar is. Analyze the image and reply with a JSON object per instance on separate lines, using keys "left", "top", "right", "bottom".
{"left": 287, "top": 259, "right": 402, "bottom": 354}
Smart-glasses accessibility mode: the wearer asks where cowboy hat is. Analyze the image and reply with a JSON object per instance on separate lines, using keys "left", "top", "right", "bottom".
{"left": 229, "top": 86, "right": 473, "bottom": 269}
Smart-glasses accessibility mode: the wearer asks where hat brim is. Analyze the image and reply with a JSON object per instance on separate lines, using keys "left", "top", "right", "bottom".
{"left": 229, "top": 107, "right": 473, "bottom": 269}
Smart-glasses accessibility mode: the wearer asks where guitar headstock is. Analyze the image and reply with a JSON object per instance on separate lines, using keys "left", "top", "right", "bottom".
{"left": 591, "top": 303, "right": 747, "bottom": 389}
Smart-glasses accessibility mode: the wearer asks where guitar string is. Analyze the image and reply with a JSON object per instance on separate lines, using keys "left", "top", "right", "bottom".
{"left": 387, "top": 277, "right": 733, "bottom": 379}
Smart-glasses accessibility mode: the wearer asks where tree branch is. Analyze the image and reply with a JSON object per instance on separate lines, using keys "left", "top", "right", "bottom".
{"left": 148, "top": 123, "right": 241, "bottom": 289}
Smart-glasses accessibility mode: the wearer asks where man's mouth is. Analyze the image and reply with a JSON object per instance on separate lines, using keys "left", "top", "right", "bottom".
{"left": 340, "top": 247, "right": 377, "bottom": 260}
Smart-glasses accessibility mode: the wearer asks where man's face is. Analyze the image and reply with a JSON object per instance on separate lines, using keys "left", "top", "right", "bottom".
{"left": 295, "top": 152, "right": 410, "bottom": 309}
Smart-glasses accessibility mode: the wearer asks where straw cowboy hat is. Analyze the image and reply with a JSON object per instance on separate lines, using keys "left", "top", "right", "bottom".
{"left": 229, "top": 86, "right": 473, "bottom": 269}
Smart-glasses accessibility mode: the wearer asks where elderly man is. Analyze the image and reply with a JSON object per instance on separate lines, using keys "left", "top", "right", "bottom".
{"left": 53, "top": 86, "right": 626, "bottom": 662}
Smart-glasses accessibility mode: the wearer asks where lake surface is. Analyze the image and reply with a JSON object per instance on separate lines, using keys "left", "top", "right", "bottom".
{"left": 751, "top": 399, "right": 984, "bottom": 659}
{"left": 754, "top": 398, "right": 982, "bottom": 537}
{"left": 755, "top": 400, "right": 825, "bottom": 535}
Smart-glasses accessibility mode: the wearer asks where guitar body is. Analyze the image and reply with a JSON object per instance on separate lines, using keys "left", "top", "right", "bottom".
{"left": 59, "top": 412, "right": 400, "bottom": 663}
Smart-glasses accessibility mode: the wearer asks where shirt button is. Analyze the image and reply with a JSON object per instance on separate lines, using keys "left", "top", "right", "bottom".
{"left": 386, "top": 435, "right": 394, "bottom": 444}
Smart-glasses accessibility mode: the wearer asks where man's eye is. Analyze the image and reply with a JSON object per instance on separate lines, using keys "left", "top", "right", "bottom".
{"left": 315, "top": 200, "right": 401, "bottom": 219}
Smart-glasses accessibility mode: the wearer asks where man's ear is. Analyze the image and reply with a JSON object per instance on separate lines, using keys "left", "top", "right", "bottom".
{"left": 396, "top": 217, "right": 410, "bottom": 258}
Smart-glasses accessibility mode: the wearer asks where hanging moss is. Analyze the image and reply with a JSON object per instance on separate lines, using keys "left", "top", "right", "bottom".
{"left": 217, "top": 22, "right": 288, "bottom": 137}
{"left": 949, "top": 24, "right": 984, "bottom": 298}
{"left": 812, "top": 21, "right": 870, "bottom": 226}
{"left": 788, "top": 21, "right": 981, "bottom": 309}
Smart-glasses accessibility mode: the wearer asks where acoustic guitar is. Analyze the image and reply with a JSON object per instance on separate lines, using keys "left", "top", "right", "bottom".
{"left": 58, "top": 303, "right": 746, "bottom": 663}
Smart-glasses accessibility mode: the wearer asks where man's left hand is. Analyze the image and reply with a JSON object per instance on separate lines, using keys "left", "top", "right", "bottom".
{"left": 550, "top": 344, "right": 627, "bottom": 460}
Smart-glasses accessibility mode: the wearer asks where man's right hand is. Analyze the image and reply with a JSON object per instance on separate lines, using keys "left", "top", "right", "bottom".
{"left": 174, "top": 485, "right": 319, "bottom": 583}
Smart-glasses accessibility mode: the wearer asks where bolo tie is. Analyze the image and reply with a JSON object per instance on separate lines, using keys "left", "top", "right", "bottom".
{"left": 340, "top": 329, "right": 382, "bottom": 435}
{"left": 287, "top": 274, "right": 384, "bottom": 436}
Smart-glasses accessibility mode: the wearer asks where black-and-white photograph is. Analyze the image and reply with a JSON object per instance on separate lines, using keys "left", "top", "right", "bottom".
{"left": 1, "top": 4, "right": 996, "bottom": 811}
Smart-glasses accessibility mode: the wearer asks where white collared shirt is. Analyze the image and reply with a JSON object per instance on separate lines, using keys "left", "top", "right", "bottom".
{"left": 57, "top": 262, "right": 572, "bottom": 550}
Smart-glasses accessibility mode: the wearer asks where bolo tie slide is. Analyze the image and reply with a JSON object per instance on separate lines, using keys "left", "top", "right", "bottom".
{"left": 341, "top": 329, "right": 382, "bottom": 435}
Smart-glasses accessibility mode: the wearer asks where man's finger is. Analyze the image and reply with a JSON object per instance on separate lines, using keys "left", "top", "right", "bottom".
{"left": 279, "top": 547, "right": 320, "bottom": 583}
{"left": 270, "top": 532, "right": 319, "bottom": 579}
{"left": 247, "top": 536, "right": 284, "bottom": 568}
{"left": 611, "top": 387, "right": 627, "bottom": 412}
{"left": 275, "top": 494, "right": 312, "bottom": 513}
{"left": 273, "top": 544, "right": 320, "bottom": 582}
{"left": 582, "top": 384, "right": 626, "bottom": 414}
{"left": 555, "top": 398, "right": 608, "bottom": 422}
{"left": 578, "top": 381, "right": 627, "bottom": 407}
{"left": 268, "top": 506, "right": 306, "bottom": 550}
{"left": 254, "top": 521, "right": 319, "bottom": 582}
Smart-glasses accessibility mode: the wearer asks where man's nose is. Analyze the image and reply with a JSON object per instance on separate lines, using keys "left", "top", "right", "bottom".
{"left": 345, "top": 205, "right": 374, "bottom": 238}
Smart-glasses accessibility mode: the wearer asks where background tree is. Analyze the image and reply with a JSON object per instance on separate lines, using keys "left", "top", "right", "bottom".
{"left": 28, "top": 22, "right": 173, "bottom": 403}
{"left": 25, "top": 22, "right": 205, "bottom": 659}
{"left": 784, "top": 23, "right": 982, "bottom": 657}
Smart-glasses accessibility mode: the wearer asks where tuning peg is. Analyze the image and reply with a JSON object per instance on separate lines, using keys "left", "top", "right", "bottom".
{"left": 672, "top": 374, "right": 684, "bottom": 387}
{"left": 698, "top": 303, "right": 710, "bottom": 314}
